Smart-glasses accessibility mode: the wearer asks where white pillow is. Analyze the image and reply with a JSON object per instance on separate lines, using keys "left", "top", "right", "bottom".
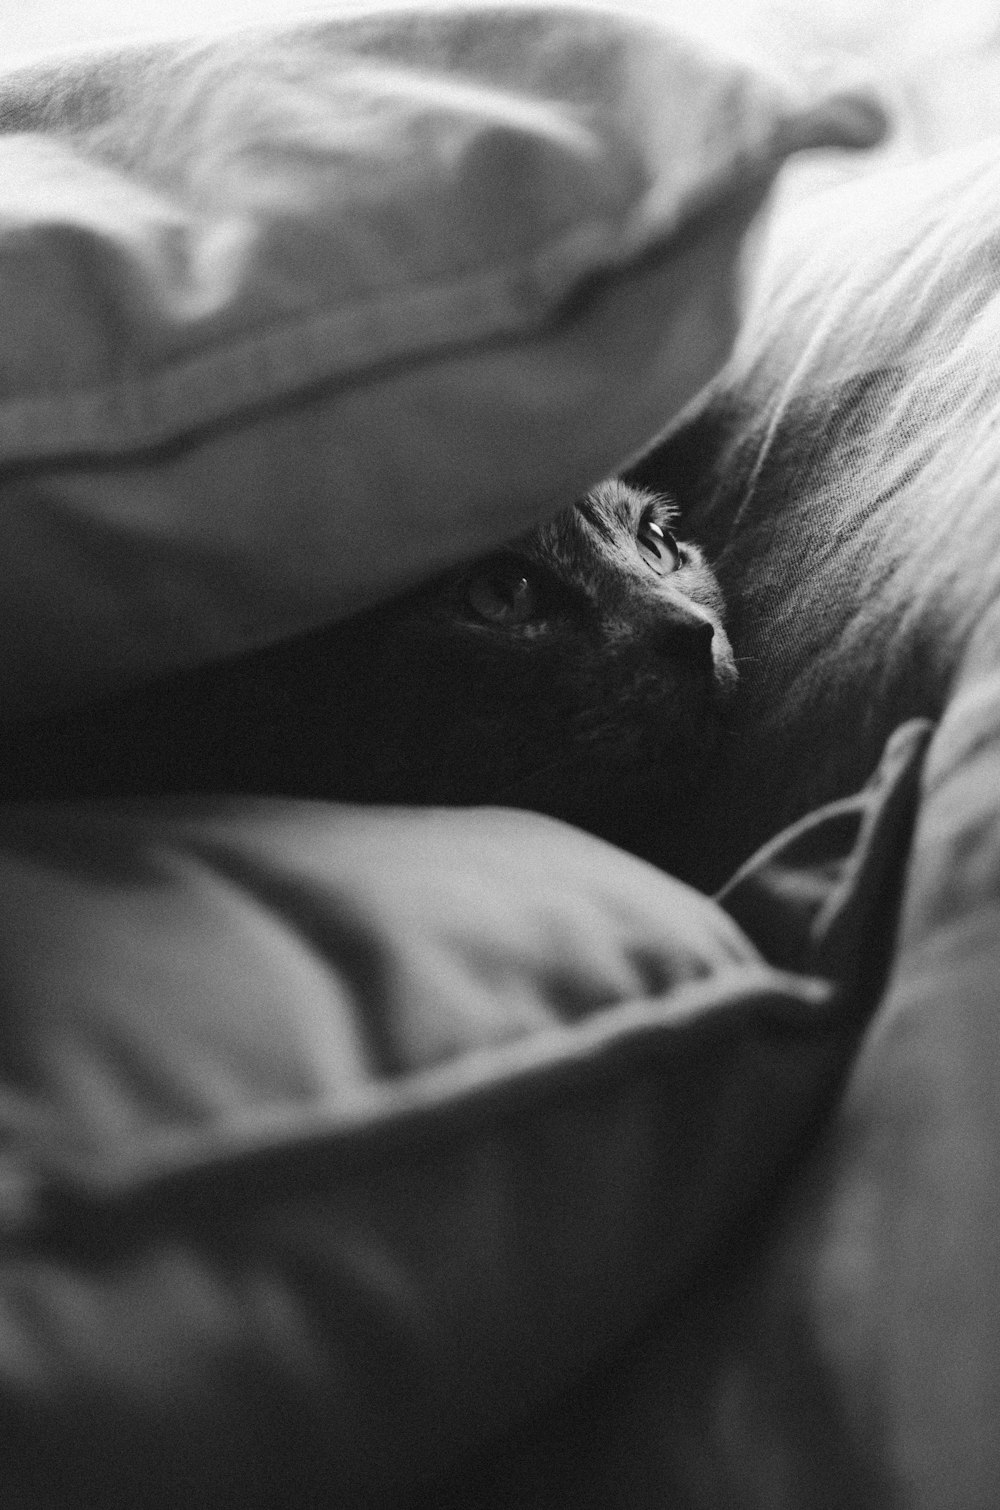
{"left": 0, "top": 4, "right": 885, "bottom": 718}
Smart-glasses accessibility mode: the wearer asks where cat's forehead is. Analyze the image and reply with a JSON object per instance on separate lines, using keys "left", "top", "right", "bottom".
{"left": 578, "top": 480, "right": 656, "bottom": 540}
{"left": 520, "top": 481, "right": 676, "bottom": 570}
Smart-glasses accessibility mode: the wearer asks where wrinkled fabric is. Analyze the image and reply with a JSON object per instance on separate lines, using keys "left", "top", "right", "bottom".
{"left": 0, "top": 11, "right": 883, "bottom": 461}
{"left": 0, "top": 7, "right": 885, "bottom": 719}
{"left": 0, "top": 796, "right": 851, "bottom": 1507}
{"left": 598, "top": 136, "right": 1000, "bottom": 1510}
{"left": 394, "top": 719, "right": 932, "bottom": 1510}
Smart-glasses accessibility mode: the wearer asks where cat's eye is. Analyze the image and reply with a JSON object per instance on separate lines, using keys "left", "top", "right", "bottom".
{"left": 636, "top": 518, "right": 681, "bottom": 576}
{"left": 465, "top": 561, "right": 541, "bottom": 625}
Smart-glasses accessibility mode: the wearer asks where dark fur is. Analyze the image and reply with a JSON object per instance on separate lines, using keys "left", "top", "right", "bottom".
{"left": 0, "top": 481, "right": 735, "bottom": 856}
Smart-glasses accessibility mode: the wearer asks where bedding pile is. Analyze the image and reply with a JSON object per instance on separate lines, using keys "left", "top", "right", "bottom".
{"left": 2, "top": 3, "right": 1000, "bottom": 1508}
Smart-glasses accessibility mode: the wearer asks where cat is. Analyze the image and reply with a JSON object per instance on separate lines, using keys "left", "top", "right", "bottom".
{"left": 0, "top": 479, "right": 736, "bottom": 861}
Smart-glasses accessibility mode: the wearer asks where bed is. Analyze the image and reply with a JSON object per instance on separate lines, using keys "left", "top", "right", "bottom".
{"left": 1, "top": 3, "right": 999, "bottom": 1505}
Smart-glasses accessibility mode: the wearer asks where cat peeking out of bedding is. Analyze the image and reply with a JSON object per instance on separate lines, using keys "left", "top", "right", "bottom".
{"left": 0, "top": 480, "right": 736, "bottom": 861}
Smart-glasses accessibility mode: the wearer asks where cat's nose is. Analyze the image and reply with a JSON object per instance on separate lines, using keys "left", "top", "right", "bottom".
{"left": 659, "top": 602, "right": 715, "bottom": 650}
{"left": 683, "top": 616, "right": 715, "bottom": 647}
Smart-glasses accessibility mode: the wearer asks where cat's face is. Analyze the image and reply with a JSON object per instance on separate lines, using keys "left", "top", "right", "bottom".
{"left": 0, "top": 481, "right": 736, "bottom": 861}
{"left": 296, "top": 479, "right": 736, "bottom": 849}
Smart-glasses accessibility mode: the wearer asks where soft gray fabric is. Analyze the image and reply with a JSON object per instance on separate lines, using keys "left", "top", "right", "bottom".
{"left": 597, "top": 137, "right": 1000, "bottom": 1509}
{"left": 0, "top": 797, "right": 854, "bottom": 1507}
{"left": 0, "top": 6, "right": 885, "bottom": 722}
{"left": 631, "top": 141, "right": 1000, "bottom": 890}
{"left": 401, "top": 718, "right": 931, "bottom": 1510}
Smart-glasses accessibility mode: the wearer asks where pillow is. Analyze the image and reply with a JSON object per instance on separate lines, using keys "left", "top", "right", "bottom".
{"left": 0, "top": 794, "right": 869, "bottom": 1506}
{"left": 629, "top": 138, "right": 1000, "bottom": 888}
{"left": 0, "top": 5, "right": 885, "bottom": 721}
